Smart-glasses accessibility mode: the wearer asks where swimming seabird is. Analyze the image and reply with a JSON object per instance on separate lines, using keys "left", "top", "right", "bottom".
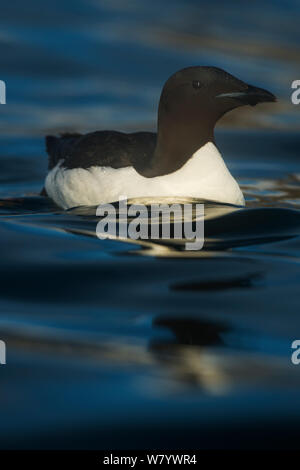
{"left": 44, "top": 66, "right": 276, "bottom": 209}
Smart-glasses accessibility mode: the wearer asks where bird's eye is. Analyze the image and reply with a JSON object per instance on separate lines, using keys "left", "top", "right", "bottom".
{"left": 192, "top": 80, "right": 202, "bottom": 89}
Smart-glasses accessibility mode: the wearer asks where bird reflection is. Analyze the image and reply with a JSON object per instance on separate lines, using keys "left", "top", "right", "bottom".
{"left": 148, "top": 315, "right": 296, "bottom": 394}
{"left": 151, "top": 316, "right": 229, "bottom": 348}
{"left": 149, "top": 316, "right": 232, "bottom": 392}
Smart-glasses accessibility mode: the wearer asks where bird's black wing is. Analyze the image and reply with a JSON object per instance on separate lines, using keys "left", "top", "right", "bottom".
{"left": 45, "top": 131, "right": 157, "bottom": 171}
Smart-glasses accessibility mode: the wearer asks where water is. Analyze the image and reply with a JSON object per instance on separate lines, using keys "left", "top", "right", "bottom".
{"left": 0, "top": 0, "right": 300, "bottom": 449}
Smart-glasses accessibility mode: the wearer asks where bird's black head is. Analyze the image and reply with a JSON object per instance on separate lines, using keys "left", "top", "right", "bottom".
{"left": 158, "top": 66, "right": 276, "bottom": 128}
{"left": 160, "top": 66, "right": 276, "bottom": 118}
{"left": 138, "top": 66, "right": 276, "bottom": 177}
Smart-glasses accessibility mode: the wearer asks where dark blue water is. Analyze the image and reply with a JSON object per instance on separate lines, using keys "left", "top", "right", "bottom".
{"left": 0, "top": 0, "right": 300, "bottom": 449}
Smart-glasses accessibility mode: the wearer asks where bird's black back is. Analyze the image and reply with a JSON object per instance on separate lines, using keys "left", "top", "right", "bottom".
{"left": 45, "top": 131, "right": 157, "bottom": 171}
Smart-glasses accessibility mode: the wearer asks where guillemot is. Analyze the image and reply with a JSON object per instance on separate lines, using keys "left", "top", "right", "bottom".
{"left": 44, "top": 66, "right": 276, "bottom": 209}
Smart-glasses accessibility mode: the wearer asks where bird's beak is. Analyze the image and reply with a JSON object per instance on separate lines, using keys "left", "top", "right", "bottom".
{"left": 216, "top": 84, "right": 277, "bottom": 106}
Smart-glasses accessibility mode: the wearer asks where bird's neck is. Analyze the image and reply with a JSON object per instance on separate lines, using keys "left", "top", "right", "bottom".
{"left": 135, "top": 112, "right": 215, "bottom": 177}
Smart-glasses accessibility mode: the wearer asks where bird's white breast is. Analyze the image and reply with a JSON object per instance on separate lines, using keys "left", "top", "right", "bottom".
{"left": 45, "top": 142, "right": 245, "bottom": 209}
